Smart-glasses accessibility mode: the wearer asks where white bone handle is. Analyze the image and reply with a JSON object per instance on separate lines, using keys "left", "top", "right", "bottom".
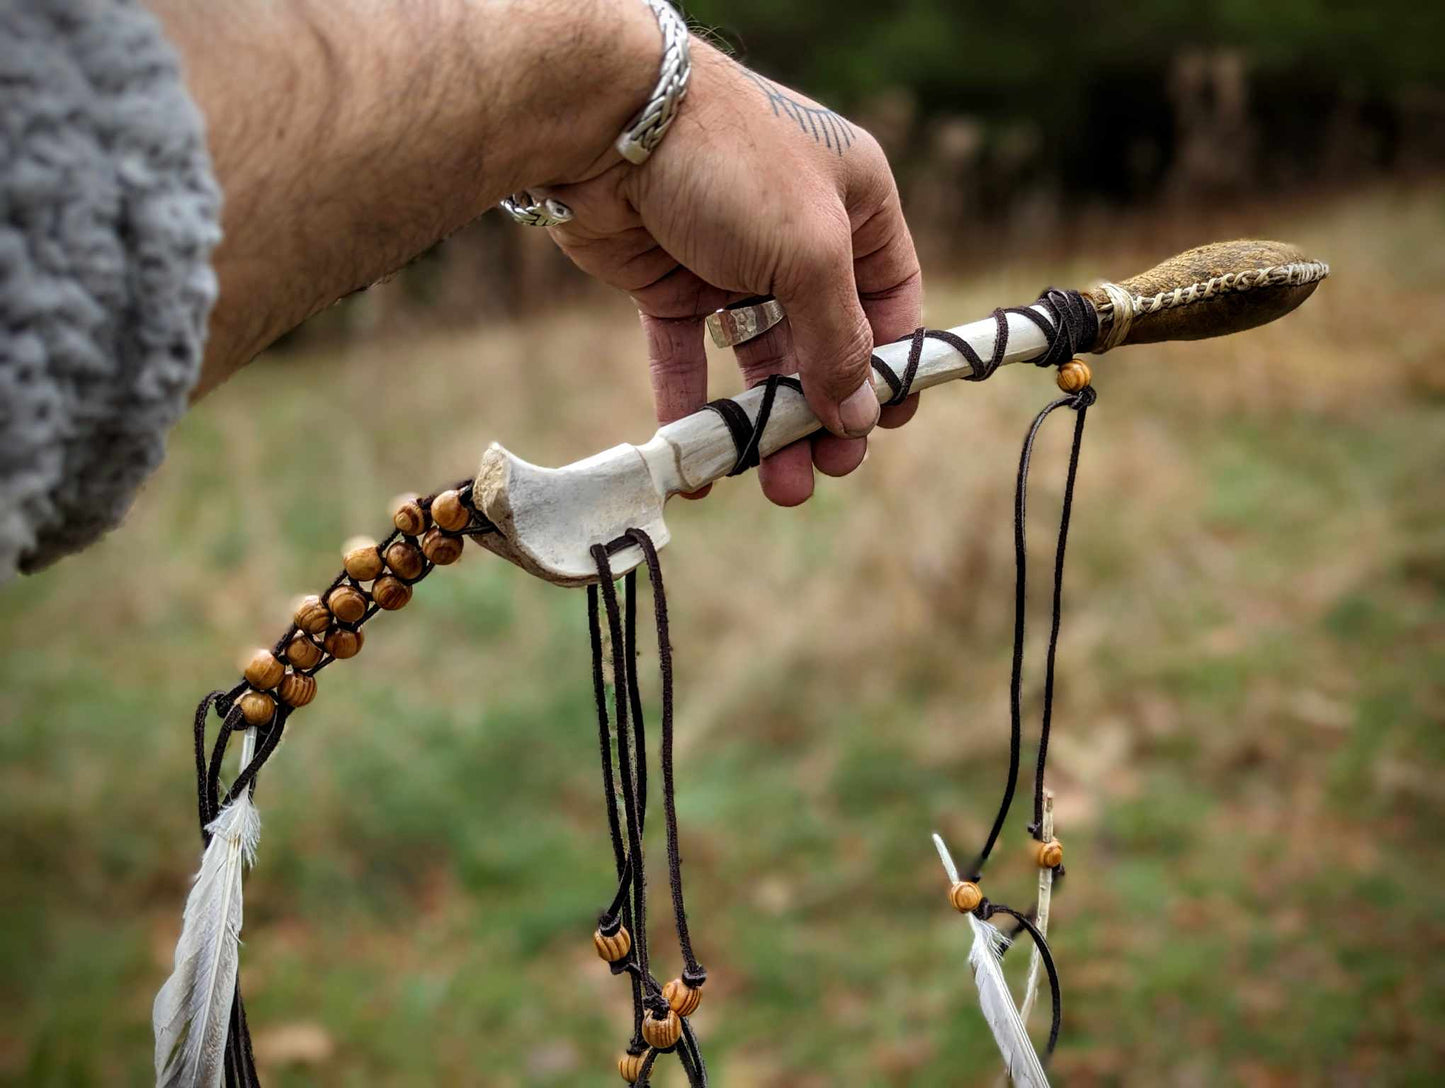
{"left": 634, "top": 306, "right": 1056, "bottom": 500}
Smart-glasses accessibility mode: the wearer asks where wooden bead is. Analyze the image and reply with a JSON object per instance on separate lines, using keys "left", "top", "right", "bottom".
{"left": 1056, "top": 358, "right": 1092, "bottom": 393}
{"left": 617, "top": 1052, "right": 648, "bottom": 1083}
{"left": 239, "top": 691, "right": 275, "bottom": 726}
{"left": 640, "top": 1009, "right": 681, "bottom": 1050}
{"left": 1033, "top": 838, "right": 1064, "bottom": 869}
{"left": 384, "top": 539, "right": 425, "bottom": 580}
{"left": 327, "top": 584, "right": 368, "bottom": 624}
{"left": 294, "top": 594, "right": 331, "bottom": 634}
{"left": 421, "top": 527, "right": 464, "bottom": 566}
{"left": 430, "top": 489, "right": 470, "bottom": 532}
{"left": 285, "top": 634, "right": 324, "bottom": 669}
{"left": 243, "top": 649, "right": 284, "bottom": 691}
{"left": 324, "top": 627, "right": 364, "bottom": 659}
{"left": 278, "top": 671, "right": 317, "bottom": 708}
{"left": 949, "top": 880, "right": 983, "bottom": 914}
{"left": 342, "top": 536, "right": 384, "bottom": 582}
{"left": 373, "top": 575, "right": 412, "bottom": 611}
{"left": 392, "top": 495, "right": 429, "bottom": 537}
{"left": 593, "top": 924, "right": 631, "bottom": 964}
{"left": 663, "top": 978, "right": 702, "bottom": 1017}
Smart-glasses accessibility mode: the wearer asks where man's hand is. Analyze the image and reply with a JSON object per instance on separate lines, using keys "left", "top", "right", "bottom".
{"left": 151, "top": 0, "right": 922, "bottom": 501}
{"left": 540, "top": 41, "right": 923, "bottom": 506}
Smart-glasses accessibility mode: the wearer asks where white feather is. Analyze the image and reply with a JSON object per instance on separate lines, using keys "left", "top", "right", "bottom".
{"left": 967, "top": 913, "right": 1051, "bottom": 1088}
{"left": 1018, "top": 790, "right": 1055, "bottom": 1027}
{"left": 153, "top": 735, "right": 261, "bottom": 1088}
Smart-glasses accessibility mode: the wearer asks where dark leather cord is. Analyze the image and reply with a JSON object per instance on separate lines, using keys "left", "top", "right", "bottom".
{"left": 589, "top": 531, "right": 708, "bottom": 1086}
{"left": 984, "top": 900, "right": 1063, "bottom": 1057}
{"left": 966, "top": 390, "right": 1094, "bottom": 880}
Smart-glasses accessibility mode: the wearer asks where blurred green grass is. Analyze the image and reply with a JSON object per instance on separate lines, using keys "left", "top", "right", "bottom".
{"left": 2, "top": 185, "right": 1443, "bottom": 1086}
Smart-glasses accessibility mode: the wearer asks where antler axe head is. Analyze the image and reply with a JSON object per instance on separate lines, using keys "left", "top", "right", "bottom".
{"left": 473, "top": 440, "right": 673, "bottom": 587}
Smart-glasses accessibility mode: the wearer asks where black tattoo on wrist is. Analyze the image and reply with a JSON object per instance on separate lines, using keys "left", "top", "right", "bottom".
{"left": 741, "top": 71, "right": 854, "bottom": 156}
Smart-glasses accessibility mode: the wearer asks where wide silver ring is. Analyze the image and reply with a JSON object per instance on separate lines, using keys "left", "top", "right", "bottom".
{"left": 706, "top": 297, "right": 787, "bottom": 348}
{"left": 499, "top": 191, "right": 574, "bottom": 228}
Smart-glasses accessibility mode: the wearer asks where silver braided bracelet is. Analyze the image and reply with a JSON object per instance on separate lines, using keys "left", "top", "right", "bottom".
{"left": 500, "top": 0, "right": 691, "bottom": 228}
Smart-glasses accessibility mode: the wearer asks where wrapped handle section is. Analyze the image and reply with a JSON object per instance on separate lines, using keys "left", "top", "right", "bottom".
{"left": 1086, "top": 239, "right": 1328, "bottom": 351}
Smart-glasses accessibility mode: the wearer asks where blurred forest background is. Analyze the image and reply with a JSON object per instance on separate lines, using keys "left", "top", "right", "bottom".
{"left": 2, "top": 2, "right": 1443, "bottom": 1085}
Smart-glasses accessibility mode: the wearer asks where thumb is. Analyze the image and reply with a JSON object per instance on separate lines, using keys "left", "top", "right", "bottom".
{"left": 773, "top": 240, "right": 879, "bottom": 438}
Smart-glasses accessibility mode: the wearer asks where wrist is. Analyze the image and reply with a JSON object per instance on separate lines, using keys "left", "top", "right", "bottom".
{"left": 496, "top": 0, "right": 671, "bottom": 191}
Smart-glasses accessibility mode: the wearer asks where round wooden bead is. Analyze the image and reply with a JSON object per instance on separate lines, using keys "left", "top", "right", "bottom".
{"left": 1057, "top": 358, "right": 1092, "bottom": 393}
{"left": 640, "top": 1009, "right": 681, "bottom": 1050}
{"left": 278, "top": 671, "right": 317, "bottom": 708}
{"left": 238, "top": 691, "right": 276, "bottom": 726}
{"left": 663, "top": 977, "right": 702, "bottom": 1017}
{"left": 617, "top": 1052, "right": 648, "bottom": 1084}
{"left": 1033, "top": 838, "right": 1064, "bottom": 869}
{"left": 593, "top": 924, "right": 631, "bottom": 964}
{"left": 285, "top": 634, "right": 323, "bottom": 669}
{"left": 327, "top": 585, "right": 368, "bottom": 624}
{"left": 421, "top": 528, "right": 464, "bottom": 566}
{"left": 392, "top": 495, "right": 429, "bottom": 537}
{"left": 430, "top": 489, "right": 470, "bottom": 532}
{"left": 243, "top": 649, "right": 284, "bottom": 691}
{"left": 294, "top": 595, "right": 331, "bottom": 634}
{"left": 384, "top": 540, "right": 425, "bottom": 581}
{"left": 372, "top": 575, "right": 413, "bottom": 611}
{"left": 949, "top": 880, "right": 983, "bottom": 914}
{"left": 342, "top": 536, "right": 384, "bottom": 582}
{"left": 324, "top": 627, "right": 364, "bottom": 659}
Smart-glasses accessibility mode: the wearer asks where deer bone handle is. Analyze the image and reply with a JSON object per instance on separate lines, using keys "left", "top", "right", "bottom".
{"left": 474, "top": 239, "right": 1328, "bottom": 586}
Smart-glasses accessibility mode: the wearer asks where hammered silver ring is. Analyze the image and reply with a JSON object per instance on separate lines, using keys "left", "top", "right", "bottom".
{"left": 499, "top": 192, "right": 574, "bottom": 228}
{"left": 707, "top": 297, "right": 788, "bottom": 348}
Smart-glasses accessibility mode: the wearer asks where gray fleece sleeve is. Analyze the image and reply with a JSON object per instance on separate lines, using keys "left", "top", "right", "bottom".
{"left": 0, "top": 0, "right": 221, "bottom": 580}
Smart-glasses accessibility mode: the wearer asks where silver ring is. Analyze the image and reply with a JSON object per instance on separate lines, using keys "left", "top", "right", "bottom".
{"left": 499, "top": 192, "right": 574, "bottom": 228}
{"left": 706, "top": 297, "right": 787, "bottom": 348}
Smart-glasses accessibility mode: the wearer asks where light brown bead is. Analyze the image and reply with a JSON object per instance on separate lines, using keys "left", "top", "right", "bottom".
{"left": 593, "top": 924, "right": 632, "bottom": 964}
{"left": 617, "top": 1052, "right": 648, "bottom": 1084}
{"left": 327, "top": 585, "right": 368, "bottom": 624}
{"left": 384, "top": 539, "right": 425, "bottom": 580}
{"left": 1033, "top": 838, "right": 1064, "bottom": 869}
{"left": 430, "top": 489, "right": 470, "bottom": 532}
{"left": 285, "top": 634, "right": 323, "bottom": 669}
{"left": 342, "top": 536, "right": 384, "bottom": 582}
{"left": 239, "top": 691, "right": 276, "bottom": 726}
{"left": 243, "top": 649, "right": 284, "bottom": 691}
{"left": 421, "top": 528, "right": 464, "bottom": 566}
{"left": 1056, "top": 358, "right": 1092, "bottom": 393}
{"left": 640, "top": 1009, "right": 681, "bottom": 1050}
{"left": 392, "top": 495, "right": 429, "bottom": 537}
{"left": 278, "top": 671, "right": 317, "bottom": 708}
{"left": 949, "top": 880, "right": 983, "bottom": 914}
{"left": 373, "top": 575, "right": 412, "bottom": 611}
{"left": 294, "top": 594, "right": 331, "bottom": 634}
{"left": 324, "top": 627, "right": 364, "bottom": 660}
{"left": 663, "top": 977, "right": 703, "bottom": 1017}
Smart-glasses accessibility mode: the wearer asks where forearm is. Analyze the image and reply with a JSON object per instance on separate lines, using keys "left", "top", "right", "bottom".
{"left": 147, "top": 0, "right": 659, "bottom": 395}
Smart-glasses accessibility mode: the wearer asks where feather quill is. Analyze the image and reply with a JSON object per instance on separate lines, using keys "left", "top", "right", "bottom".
{"left": 934, "top": 832, "right": 1050, "bottom": 1088}
{"left": 153, "top": 734, "right": 261, "bottom": 1088}
{"left": 967, "top": 913, "right": 1051, "bottom": 1088}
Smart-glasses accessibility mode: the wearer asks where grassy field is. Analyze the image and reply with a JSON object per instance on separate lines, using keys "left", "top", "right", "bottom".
{"left": 1, "top": 185, "right": 1442, "bottom": 1086}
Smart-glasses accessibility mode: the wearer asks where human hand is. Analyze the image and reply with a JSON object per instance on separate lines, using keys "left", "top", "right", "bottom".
{"left": 540, "top": 38, "right": 923, "bottom": 506}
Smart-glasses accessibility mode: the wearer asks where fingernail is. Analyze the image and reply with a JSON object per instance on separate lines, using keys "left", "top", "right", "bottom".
{"left": 839, "top": 381, "right": 879, "bottom": 437}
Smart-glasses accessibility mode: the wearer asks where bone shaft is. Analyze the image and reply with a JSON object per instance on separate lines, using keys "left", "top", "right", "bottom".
{"left": 655, "top": 306, "right": 1057, "bottom": 495}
